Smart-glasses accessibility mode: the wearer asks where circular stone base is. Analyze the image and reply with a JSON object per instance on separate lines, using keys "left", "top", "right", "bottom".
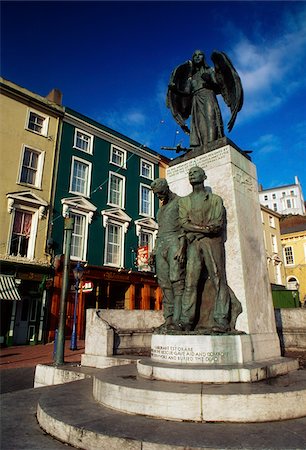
{"left": 137, "top": 357, "right": 299, "bottom": 383}
{"left": 93, "top": 363, "right": 306, "bottom": 423}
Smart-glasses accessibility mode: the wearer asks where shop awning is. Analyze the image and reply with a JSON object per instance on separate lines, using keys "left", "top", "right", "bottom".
{"left": 0, "top": 275, "right": 21, "bottom": 301}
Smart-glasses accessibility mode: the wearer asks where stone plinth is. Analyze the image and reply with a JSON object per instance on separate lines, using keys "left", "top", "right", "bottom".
{"left": 145, "top": 334, "right": 298, "bottom": 383}
{"left": 166, "top": 144, "right": 278, "bottom": 343}
{"left": 151, "top": 334, "right": 281, "bottom": 365}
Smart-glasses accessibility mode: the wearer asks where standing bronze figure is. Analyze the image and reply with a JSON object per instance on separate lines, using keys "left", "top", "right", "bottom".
{"left": 150, "top": 179, "right": 186, "bottom": 332}
{"left": 178, "top": 167, "right": 242, "bottom": 332}
{"left": 167, "top": 50, "right": 243, "bottom": 150}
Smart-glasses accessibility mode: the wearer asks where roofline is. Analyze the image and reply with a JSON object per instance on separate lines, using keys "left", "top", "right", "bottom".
{"left": 64, "top": 109, "right": 161, "bottom": 163}
{"left": 280, "top": 229, "right": 306, "bottom": 237}
{"left": 259, "top": 183, "right": 300, "bottom": 193}
{"left": 260, "top": 204, "right": 282, "bottom": 218}
{"left": 0, "top": 77, "right": 64, "bottom": 116}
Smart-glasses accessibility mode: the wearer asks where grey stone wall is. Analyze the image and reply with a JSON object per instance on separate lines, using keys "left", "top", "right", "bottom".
{"left": 275, "top": 309, "right": 306, "bottom": 351}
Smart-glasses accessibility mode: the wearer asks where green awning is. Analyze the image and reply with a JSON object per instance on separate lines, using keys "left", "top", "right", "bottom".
{"left": 0, "top": 275, "right": 21, "bottom": 301}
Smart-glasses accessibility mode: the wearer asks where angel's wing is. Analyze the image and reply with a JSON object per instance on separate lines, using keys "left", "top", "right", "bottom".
{"left": 211, "top": 51, "right": 243, "bottom": 132}
{"left": 166, "top": 61, "right": 193, "bottom": 133}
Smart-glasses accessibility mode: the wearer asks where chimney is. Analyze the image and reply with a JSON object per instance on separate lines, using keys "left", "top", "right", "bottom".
{"left": 46, "top": 88, "right": 63, "bottom": 106}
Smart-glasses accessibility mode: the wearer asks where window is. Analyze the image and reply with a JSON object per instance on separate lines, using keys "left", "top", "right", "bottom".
{"left": 286, "top": 199, "right": 292, "bottom": 208}
{"left": 284, "top": 246, "right": 294, "bottom": 265}
{"left": 110, "top": 145, "right": 126, "bottom": 168}
{"left": 73, "top": 128, "right": 93, "bottom": 154}
{"left": 61, "top": 197, "right": 96, "bottom": 261}
{"left": 102, "top": 208, "right": 132, "bottom": 268}
{"left": 140, "top": 231, "right": 153, "bottom": 252}
{"left": 105, "top": 223, "right": 122, "bottom": 266}
{"left": 282, "top": 191, "right": 286, "bottom": 197}
{"left": 274, "top": 264, "right": 282, "bottom": 285}
{"left": 18, "top": 146, "right": 44, "bottom": 189}
{"left": 7, "top": 191, "right": 47, "bottom": 260}
{"left": 108, "top": 172, "right": 125, "bottom": 208}
{"left": 140, "top": 184, "right": 153, "bottom": 216}
{"left": 273, "top": 203, "right": 277, "bottom": 211}
{"left": 9, "top": 211, "right": 32, "bottom": 257}
{"left": 290, "top": 190, "right": 294, "bottom": 196}
{"left": 140, "top": 159, "right": 154, "bottom": 180}
{"left": 287, "top": 276, "right": 298, "bottom": 290}
{"left": 268, "top": 215, "right": 275, "bottom": 228}
{"left": 272, "top": 193, "right": 276, "bottom": 199}
{"left": 264, "top": 195, "right": 268, "bottom": 201}
{"left": 271, "top": 234, "right": 278, "bottom": 253}
{"left": 134, "top": 217, "right": 158, "bottom": 263}
{"left": 70, "top": 213, "right": 86, "bottom": 260}
{"left": 70, "top": 156, "right": 92, "bottom": 197}
{"left": 26, "top": 109, "right": 49, "bottom": 136}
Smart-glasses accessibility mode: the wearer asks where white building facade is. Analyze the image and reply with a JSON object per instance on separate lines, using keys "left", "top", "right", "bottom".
{"left": 259, "top": 176, "right": 305, "bottom": 216}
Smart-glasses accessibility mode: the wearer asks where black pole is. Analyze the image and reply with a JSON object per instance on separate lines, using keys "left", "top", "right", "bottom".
{"left": 54, "top": 217, "right": 74, "bottom": 365}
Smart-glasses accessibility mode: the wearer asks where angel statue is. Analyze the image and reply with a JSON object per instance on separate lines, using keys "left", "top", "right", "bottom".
{"left": 166, "top": 50, "right": 243, "bottom": 151}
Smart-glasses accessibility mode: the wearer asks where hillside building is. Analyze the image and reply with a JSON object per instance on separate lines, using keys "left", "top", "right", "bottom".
{"left": 259, "top": 176, "right": 305, "bottom": 216}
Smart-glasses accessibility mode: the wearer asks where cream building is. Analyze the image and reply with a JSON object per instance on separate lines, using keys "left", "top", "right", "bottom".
{"left": 280, "top": 215, "right": 306, "bottom": 306}
{"left": 260, "top": 205, "right": 286, "bottom": 286}
{"left": 0, "top": 78, "right": 64, "bottom": 345}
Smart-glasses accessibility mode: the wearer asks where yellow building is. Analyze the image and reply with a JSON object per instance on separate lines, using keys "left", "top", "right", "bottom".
{"left": 0, "top": 78, "right": 64, "bottom": 345}
{"left": 260, "top": 205, "right": 286, "bottom": 286}
{"left": 280, "top": 215, "right": 306, "bottom": 306}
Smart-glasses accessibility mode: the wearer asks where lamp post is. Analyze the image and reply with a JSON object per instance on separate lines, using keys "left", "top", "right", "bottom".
{"left": 70, "top": 261, "right": 84, "bottom": 350}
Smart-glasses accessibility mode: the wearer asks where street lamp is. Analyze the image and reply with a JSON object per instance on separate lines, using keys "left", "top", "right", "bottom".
{"left": 70, "top": 261, "right": 84, "bottom": 350}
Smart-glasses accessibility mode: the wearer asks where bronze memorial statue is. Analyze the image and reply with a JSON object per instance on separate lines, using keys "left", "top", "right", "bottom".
{"left": 167, "top": 49, "right": 243, "bottom": 150}
{"left": 152, "top": 169, "right": 242, "bottom": 334}
{"left": 150, "top": 179, "right": 186, "bottom": 332}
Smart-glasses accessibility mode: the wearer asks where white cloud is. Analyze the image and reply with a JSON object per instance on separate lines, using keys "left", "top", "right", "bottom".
{"left": 251, "top": 134, "right": 281, "bottom": 155}
{"left": 230, "top": 8, "right": 306, "bottom": 121}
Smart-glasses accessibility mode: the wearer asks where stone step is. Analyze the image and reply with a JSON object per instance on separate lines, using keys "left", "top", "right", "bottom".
{"left": 37, "top": 375, "right": 306, "bottom": 449}
{"left": 137, "top": 356, "right": 299, "bottom": 383}
{"left": 93, "top": 364, "right": 306, "bottom": 422}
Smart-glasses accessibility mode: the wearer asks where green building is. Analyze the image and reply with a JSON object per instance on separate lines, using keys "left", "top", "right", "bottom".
{"left": 47, "top": 108, "right": 163, "bottom": 341}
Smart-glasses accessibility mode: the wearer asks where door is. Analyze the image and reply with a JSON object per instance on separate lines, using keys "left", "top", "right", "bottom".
{"left": 14, "top": 297, "right": 30, "bottom": 344}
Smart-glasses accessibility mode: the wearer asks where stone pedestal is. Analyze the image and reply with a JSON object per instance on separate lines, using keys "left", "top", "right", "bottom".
{"left": 136, "top": 334, "right": 298, "bottom": 383}
{"left": 166, "top": 143, "right": 278, "bottom": 347}
{"left": 151, "top": 334, "right": 280, "bottom": 365}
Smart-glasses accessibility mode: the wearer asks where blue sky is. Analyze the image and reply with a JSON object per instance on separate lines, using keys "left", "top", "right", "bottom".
{"left": 1, "top": 1, "right": 306, "bottom": 192}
